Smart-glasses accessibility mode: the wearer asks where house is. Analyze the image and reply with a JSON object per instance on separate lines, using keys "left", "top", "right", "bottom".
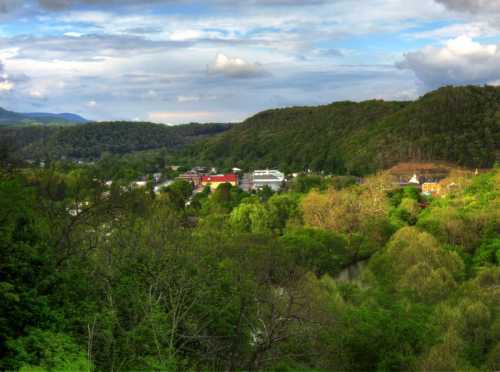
{"left": 252, "top": 169, "right": 285, "bottom": 191}
{"left": 422, "top": 182, "right": 441, "bottom": 195}
{"left": 201, "top": 174, "right": 238, "bottom": 190}
{"left": 178, "top": 171, "right": 202, "bottom": 188}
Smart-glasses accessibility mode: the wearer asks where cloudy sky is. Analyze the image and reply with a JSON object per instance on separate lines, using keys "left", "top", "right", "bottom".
{"left": 1, "top": 0, "right": 500, "bottom": 123}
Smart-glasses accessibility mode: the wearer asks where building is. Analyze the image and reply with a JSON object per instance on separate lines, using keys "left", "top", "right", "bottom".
{"left": 422, "top": 182, "right": 441, "bottom": 195}
{"left": 408, "top": 173, "right": 420, "bottom": 185}
{"left": 178, "top": 171, "right": 203, "bottom": 188}
{"left": 201, "top": 174, "right": 238, "bottom": 190}
{"left": 239, "top": 173, "right": 253, "bottom": 192}
{"left": 389, "top": 162, "right": 452, "bottom": 186}
{"left": 252, "top": 169, "right": 285, "bottom": 191}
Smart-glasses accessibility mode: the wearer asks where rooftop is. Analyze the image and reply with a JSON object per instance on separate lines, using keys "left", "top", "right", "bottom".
{"left": 202, "top": 174, "right": 238, "bottom": 183}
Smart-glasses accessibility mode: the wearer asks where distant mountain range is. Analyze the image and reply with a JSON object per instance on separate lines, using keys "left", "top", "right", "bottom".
{"left": 0, "top": 107, "right": 88, "bottom": 127}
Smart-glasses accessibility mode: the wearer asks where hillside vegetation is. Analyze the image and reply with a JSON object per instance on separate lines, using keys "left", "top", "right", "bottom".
{"left": 182, "top": 86, "right": 499, "bottom": 174}
{"left": 1, "top": 159, "right": 499, "bottom": 370}
{"left": 6, "top": 122, "right": 232, "bottom": 160}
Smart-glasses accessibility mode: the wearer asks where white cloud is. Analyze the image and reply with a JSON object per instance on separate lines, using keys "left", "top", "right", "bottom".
{"left": 408, "top": 22, "right": 496, "bottom": 40}
{"left": 207, "top": 53, "right": 270, "bottom": 79}
{"left": 397, "top": 35, "right": 500, "bottom": 88}
{"left": 63, "top": 32, "right": 82, "bottom": 37}
{"left": 0, "top": 79, "right": 13, "bottom": 91}
{"left": 176, "top": 94, "right": 217, "bottom": 103}
{"left": 169, "top": 30, "right": 203, "bottom": 41}
{"left": 148, "top": 111, "right": 215, "bottom": 124}
{"left": 87, "top": 100, "right": 97, "bottom": 107}
{"left": 29, "top": 89, "right": 44, "bottom": 98}
{"left": 177, "top": 95, "right": 199, "bottom": 103}
{"left": 0, "top": 60, "right": 14, "bottom": 91}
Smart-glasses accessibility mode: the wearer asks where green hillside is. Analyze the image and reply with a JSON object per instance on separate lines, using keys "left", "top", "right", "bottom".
{"left": 182, "top": 86, "right": 500, "bottom": 174}
{"left": 10, "top": 121, "right": 232, "bottom": 160}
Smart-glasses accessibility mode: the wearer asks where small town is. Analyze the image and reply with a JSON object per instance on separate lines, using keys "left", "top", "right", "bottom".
{"left": 123, "top": 162, "right": 480, "bottom": 201}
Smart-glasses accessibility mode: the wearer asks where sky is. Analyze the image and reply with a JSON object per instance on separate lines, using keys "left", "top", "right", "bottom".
{"left": 1, "top": 0, "right": 500, "bottom": 124}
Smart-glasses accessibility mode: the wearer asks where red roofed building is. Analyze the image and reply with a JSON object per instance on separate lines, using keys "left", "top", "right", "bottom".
{"left": 201, "top": 174, "right": 238, "bottom": 190}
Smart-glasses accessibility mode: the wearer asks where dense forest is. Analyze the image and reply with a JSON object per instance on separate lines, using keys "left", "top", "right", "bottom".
{"left": 181, "top": 85, "right": 500, "bottom": 174}
{"left": 3, "top": 122, "right": 232, "bottom": 160}
{"left": 1, "top": 156, "right": 499, "bottom": 370}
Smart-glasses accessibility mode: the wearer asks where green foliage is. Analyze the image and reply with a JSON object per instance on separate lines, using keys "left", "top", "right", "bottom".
{"left": 7, "top": 329, "right": 90, "bottom": 371}
{"left": 332, "top": 292, "right": 435, "bottom": 371}
{"left": 389, "top": 187, "right": 423, "bottom": 226}
{"left": 160, "top": 179, "right": 193, "bottom": 209}
{"left": 370, "top": 227, "right": 465, "bottom": 303}
{"left": 288, "top": 174, "right": 325, "bottom": 193}
{"left": 0, "top": 163, "right": 498, "bottom": 371}
{"left": 201, "top": 183, "right": 250, "bottom": 215}
{"left": 473, "top": 237, "right": 500, "bottom": 268}
{"left": 230, "top": 201, "right": 272, "bottom": 234}
{"left": 229, "top": 193, "right": 301, "bottom": 235}
{"left": 280, "top": 228, "right": 349, "bottom": 276}
{"left": 0, "top": 177, "right": 59, "bottom": 367}
{"left": 7, "top": 121, "right": 231, "bottom": 161}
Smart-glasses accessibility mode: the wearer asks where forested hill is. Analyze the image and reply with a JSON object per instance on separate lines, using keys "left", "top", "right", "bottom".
{"left": 9, "top": 121, "right": 232, "bottom": 160}
{"left": 182, "top": 85, "right": 500, "bottom": 174}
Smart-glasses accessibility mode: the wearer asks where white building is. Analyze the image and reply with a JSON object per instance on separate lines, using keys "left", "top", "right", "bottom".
{"left": 408, "top": 173, "right": 420, "bottom": 185}
{"left": 252, "top": 169, "right": 285, "bottom": 191}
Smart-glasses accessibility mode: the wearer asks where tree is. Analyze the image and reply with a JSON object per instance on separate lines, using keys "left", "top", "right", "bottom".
{"left": 6, "top": 330, "right": 90, "bottom": 371}
{"left": 280, "top": 228, "right": 349, "bottom": 276}
{"left": 229, "top": 201, "right": 272, "bottom": 235}
{"left": 160, "top": 180, "right": 192, "bottom": 209}
{"left": 373, "top": 227, "right": 464, "bottom": 303}
{"left": 0, "top": 177, "right": 58, "bottom": 367}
